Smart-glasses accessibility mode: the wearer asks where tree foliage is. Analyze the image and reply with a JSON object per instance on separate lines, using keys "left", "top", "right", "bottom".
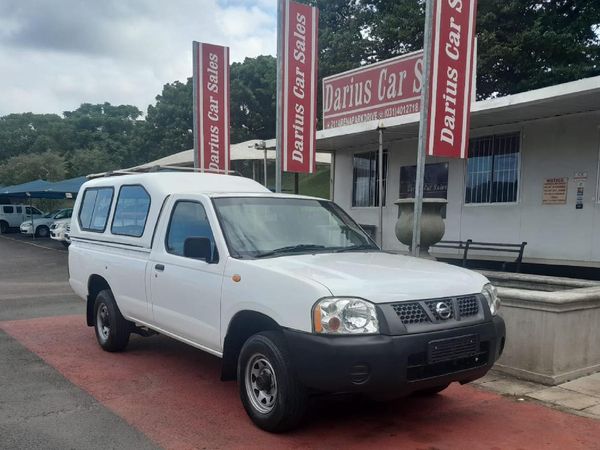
{"left": 231, "top": 55, "right": 277, "bottom": 143}
{"left": 0, "top": 151, "right": 65, "bottom": 186}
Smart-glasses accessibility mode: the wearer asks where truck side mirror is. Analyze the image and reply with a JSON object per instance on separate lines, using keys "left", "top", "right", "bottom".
{"left": 184, "top": 237, "right": 214, "bottom": 262}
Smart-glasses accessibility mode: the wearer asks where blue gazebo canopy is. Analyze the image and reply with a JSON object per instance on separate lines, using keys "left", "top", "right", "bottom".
{"left": 42, "top": 176, "right": 87, "bottom": 198}
{"left": 0, "top": 176, "right": 87, "bottom": 199}
{"left": 0, "top": 179, "right": 53, "bottom": 198}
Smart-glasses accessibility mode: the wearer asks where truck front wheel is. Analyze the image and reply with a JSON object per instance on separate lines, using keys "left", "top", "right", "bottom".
{"left": 93, "top": 289, "right": 130, "bottom": 352}
{"left": 238, "top": 331, "right": 307, "bottom": 432}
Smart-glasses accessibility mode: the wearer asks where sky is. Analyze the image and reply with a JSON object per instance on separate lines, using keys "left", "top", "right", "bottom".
{"left": 0, "top": 0, "right": 277, "bottom": 117}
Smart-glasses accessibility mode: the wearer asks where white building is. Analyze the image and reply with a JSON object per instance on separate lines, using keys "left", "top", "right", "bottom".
{"left": 317, "top": 76, "right": 600, "bottom": 267}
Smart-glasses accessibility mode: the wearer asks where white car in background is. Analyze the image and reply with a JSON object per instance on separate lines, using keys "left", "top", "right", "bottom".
{"left": 0, "top": 204, "right": 44, "bottom": 233}
{"left": 50, "top": 218, "right": 72, "bottom": 247}
{"left": 20, "top": 208, "right": 72, "bottom": 238}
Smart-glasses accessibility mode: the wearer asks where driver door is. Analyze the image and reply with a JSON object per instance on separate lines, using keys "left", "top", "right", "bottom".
{"left": 148, "top": 196, "right": 225, "bottom": 352}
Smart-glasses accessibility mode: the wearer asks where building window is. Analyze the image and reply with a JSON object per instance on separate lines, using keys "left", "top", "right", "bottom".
{"left": 111, "top": 185, "right": 151, "bottom": 237}
{"left": 352, "top": 150, "right": 388, "bottom": 207}
{"left": 465, "top": 133, "right": 520, "bottom": 204}
{"left": 78, "top": 187, "right": 114, "bottom": 232}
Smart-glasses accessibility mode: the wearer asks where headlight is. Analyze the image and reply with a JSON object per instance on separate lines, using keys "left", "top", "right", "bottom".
{"left": 313, "top": 297, "right": 379, "bottom": 334}
{"left": 54, "top": 223, "right": 66, "bottom": 230}
{"left": 482, "top": 283, "right": 500, "bottom": 315}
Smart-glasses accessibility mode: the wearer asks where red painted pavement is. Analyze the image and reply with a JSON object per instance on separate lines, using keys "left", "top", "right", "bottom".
{"left": 2, "top": 315, "right": 599, "bottom": 449}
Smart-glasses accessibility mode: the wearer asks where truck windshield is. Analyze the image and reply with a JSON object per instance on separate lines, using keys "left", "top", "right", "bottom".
{"left": 212, "top": 197, "right": 379, "bottom": 259}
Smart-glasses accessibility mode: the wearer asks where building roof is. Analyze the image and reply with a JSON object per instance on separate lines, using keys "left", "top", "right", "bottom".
{"left": 132, "top": 139, "right": 331, "bottom": 170}
{"left": 315, "top": 75, "right": 600, "bottom": 152}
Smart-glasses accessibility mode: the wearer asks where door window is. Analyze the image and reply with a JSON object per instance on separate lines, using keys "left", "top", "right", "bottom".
{"left": 16, "top": 206, "right": 22, "bottom": 214}
{"left": 165, "top": 201, "right": 217, "bottom": 259}
{"left": 2, "top": 206, "right": 14, "bottom": 214}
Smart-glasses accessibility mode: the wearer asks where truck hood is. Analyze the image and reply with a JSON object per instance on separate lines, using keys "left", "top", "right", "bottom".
{"left": 246, "top": 252, "right": 488, "bottom": 303}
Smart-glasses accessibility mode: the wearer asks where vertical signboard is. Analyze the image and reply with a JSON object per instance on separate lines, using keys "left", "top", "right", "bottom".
{"left": 426, "top": 0, "right": 477, "bottom": 158}
{"left": 193, "top": 41, "right": 230, "bottom": 172}
{"left": 279, "top": 0, "right": 318, "bottom": 174}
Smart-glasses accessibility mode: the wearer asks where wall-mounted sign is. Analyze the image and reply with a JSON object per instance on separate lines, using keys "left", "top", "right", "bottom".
{"left": 425, "top": 0, "right": 477, "bottom": 159}
{"left": 399, "top": 162, "right": 449, "bottom": 199}
{"left": 279, "top": 0, "right": 319, "bottom": 173}
{"left": 193, "top": 41, "right": 230, "bottom": 173}
{"left": 574, "top": 172, "right": 587, "bottom": 210}
{"left": 543, "top": 177, "right": 568, "bottom": 205}
{"left": 322, "top": 51, "right": 424, "bottom": 130}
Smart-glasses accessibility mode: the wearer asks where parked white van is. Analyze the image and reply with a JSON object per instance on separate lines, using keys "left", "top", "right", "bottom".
{"left": 0, "top": 204, "right": 44, "bottom": 233}
{"left": 68, "top": 172, "right": 505, "bottom": 432}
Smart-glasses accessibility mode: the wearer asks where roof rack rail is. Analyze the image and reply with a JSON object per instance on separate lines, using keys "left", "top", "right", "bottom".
{"left": 87, "top": 165, "right": 243, "bottom": 179}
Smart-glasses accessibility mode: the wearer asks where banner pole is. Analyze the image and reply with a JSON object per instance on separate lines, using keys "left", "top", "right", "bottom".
{"left": 192, "top": 41, "right": 199, "bottom": 170}
{"left": 411, "top": 0, "right": 435, "bottom": 257}
{"left": 275, "top": 0, "right": 284, "bottom": 193}
{"left": 378, "top": 127, "right": 384, "bottom": 247}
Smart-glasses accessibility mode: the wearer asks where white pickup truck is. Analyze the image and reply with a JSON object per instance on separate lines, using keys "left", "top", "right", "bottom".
{"left": 69, "top": 172, "right": 505, "bottom": 432}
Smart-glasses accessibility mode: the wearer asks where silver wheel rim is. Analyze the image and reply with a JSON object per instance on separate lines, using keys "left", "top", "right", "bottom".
{"left": 96, "top": 304, "right": 110, "bottom": 343}
{"left": 245, "top": 354, "right": 278, "bottom": 414}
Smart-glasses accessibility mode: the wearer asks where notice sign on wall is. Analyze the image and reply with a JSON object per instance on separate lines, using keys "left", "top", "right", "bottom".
{"left": 426, "top": 0, "right": 477, "bottom": 159}
{"left": 280, "top": 0, "right": 318, "bottom": 173}
{"left": 322, "top": 51, "right": 424, "bottom": 130}
{"left": 193, "top": 41, "right": 230, "bottom": 172}
{"left": 543, "top": 177, "right": 568, "bottom": 205}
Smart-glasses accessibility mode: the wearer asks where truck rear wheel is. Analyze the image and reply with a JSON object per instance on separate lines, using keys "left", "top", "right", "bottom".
{"left": 0, "top": 221, "right": 8, "bottom": 234}
{"left": 238, "top": 331, "right": 307, "bottom": 432}
{"left": 93, "top": 289, "right": 131, "bottom": 352}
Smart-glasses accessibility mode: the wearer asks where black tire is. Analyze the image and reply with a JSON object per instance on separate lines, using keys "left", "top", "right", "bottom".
{"left": 36, "top": 225, "right": 49, "bottom": 238}
{"left": 62, "top": 241, "right": 70, "bottom": 248}
{"left": 238, "top": 331, "right": 308, "bottom": 432}
{"left": 0, "top": 221, "right": 8, "bottom": 234}
{"left": 93, "top": 289, "right": 131, "bottom": 352}
{"left": 415, "top": 383, "right": 450, "bottom": 396}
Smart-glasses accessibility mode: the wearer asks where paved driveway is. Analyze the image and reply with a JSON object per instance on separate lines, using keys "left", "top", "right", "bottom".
{"left": 1, "top": 235, "right": 599, "bottom": 449}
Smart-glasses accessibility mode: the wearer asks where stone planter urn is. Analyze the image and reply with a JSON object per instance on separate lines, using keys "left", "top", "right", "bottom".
{"left": 394, "top": 198, "right": 447, "bottom": 257}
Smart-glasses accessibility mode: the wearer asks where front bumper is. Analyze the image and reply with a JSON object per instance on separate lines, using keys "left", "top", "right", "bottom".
{"left": 284, "top": 316, "right": 505, "bottom": 394}
{"left": 20, "top": 226, "right": 33, "bottom": 235}
{"left": 50, "top": 229, "right": 67, "bottom": 241}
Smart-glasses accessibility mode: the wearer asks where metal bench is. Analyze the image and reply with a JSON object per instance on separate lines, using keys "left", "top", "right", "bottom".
{"left": 432, "top": 239, "right": 527, "bottom": 272}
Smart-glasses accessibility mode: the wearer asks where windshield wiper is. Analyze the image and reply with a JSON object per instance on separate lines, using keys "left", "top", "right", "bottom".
{"left": 333, "top": 244, "right": 379, "bottom": 253}
{"left": 254, "top": 244, "right": 327, "bottom": 258}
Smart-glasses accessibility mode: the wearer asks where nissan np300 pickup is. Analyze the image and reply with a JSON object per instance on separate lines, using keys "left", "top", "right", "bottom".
{"left": 68, "top": 172, "right": 505, "bottom": 432}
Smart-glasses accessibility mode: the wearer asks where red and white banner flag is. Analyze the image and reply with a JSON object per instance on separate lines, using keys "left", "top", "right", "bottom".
{"left": 193, "top": 41, "right": 230, "bottom": 172}
{"left": 426, "top": 0, "right": 477, "bottom": 158}
{"left": 279, "top": 0, "right": 318, "bottom": 173}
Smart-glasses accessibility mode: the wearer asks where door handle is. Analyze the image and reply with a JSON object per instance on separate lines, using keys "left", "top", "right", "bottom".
{"left": 155, "top": 264, "right": 165, "bottom": 272}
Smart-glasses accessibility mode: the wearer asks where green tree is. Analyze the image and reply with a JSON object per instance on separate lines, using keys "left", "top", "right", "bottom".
{"left": 0, "top": 151, "right": 65, "bottom": 186}
{"left": 363, "top": 0, "right": 600, "bottom": 98}
{"left": 0, "top": 113, "right": 70, "bottom": 161}
{"left": 231, "top": 55, "right": 277, "bottom": 143}
{"left": 477, "top": 0, "right": 600, "bottom": 97}
{"left": 68, "top": 147, "right": 121, "bottom": 177}
{"left": 133, "top": 80, "right": 194, "bottom": 163}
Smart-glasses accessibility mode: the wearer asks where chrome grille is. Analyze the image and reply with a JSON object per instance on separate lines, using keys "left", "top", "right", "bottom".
{"left": 458, "top": 295, "right": 479, "bottom": 317}
{"left": 425, "top": 300, "right": 455, "bottom": 320}
{"left": 392, "top": 295, "right": 481, "bottom": 325}
{"left": 392, "top": 302, "right": 428, "bottom": 324}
